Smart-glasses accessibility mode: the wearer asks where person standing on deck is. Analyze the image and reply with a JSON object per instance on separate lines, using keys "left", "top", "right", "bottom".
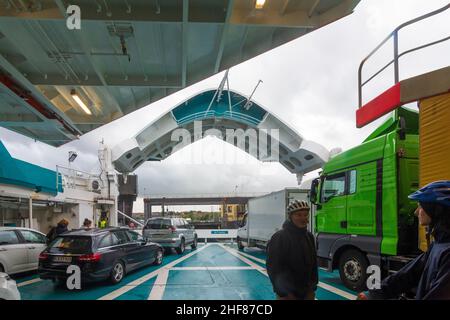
{"left": 46, "top": 219, "right": 69, "bottom": 242}
{"left": 98, "top": 211, "right": 109, "bottom": 229}
{"left": 266, "top": 200, "right": 318, "bottom": 300}
{"left": 82, "top": 218, "right": 92, "bottom": 229}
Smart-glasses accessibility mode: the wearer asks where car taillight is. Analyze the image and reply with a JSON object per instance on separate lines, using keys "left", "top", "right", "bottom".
{"left": 169, "top": 226, "right": 176, "bottom": 233}
{"left": 79, "top": 253, "right": 102, "bottom": 262}
{"left": 39, "top": 252, "right": 49, "bottom": 260}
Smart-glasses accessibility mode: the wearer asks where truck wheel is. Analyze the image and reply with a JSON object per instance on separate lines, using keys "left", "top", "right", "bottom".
{"left": 338, "top": 249, "right": 369, "bottom": 292}
{"left": 175, "top": 238, "right": 185, "bottom": 254}
{"left": 237, "top": 237, "right": 244, "bottom": 250}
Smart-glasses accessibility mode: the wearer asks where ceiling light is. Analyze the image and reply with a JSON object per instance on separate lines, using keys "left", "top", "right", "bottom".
{"left": 71, "top": 89, "right": 92, "bottom": 115}
{"left": 255, "top": 0, "right": 266, "bottom": 9}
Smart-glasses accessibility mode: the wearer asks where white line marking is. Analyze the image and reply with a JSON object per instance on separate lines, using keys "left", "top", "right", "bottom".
{"left": 97, "top": 244, "right": 211, "bottom": 300}
{"left": 148, "top": 268, "right": 169, "bottom": 300}
{"left": 17, "top": 278, "right": 42, "bottom": 287}
{"left": 229, "top": 247, "right": 266, "bottom": 264}
{"left": 318, "top": 281, "right": 357, "bottom": 300}
{"left": 223, "top": 245, "right": 356, "bottom": 300}
{"left": 219, "top": 244, "right": 267, "bottom": 276}
{"left": 171, "top": 266, "right": 256, "bottom": 271}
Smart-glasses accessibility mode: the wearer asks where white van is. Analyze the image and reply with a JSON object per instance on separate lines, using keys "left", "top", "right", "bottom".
{"left": 237, "top": 188, "right": 312, "bottom": 250}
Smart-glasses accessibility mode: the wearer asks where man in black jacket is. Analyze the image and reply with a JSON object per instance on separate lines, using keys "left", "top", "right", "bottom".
{"left": 266, "top": 200, "right": 318, "bottom": 300}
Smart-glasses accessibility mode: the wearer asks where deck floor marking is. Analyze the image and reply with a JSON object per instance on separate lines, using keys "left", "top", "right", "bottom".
{"left": 162, "top": 269, "right": 275, "bottom": 300}
{"left": 148, "top": 268, "right": 169, "bottom": 300}
{"left": 219, "top": 245, "right": 267, "bottom": 276}
{"left": 98, "top": 244, "right": 211, "bottom": 300}
{"left": 229, "top": 247, "right": 266, "bottom": 264}
{"left": 170, "top": 266, "right": 255, "bottom": 271}
{"left": 317, "top": 281, "right": 356, "bottom": 300}
{"left": 175, "top": 244, "right": 249, "bottom": 268}
{"left": 222, "top": 245, "right": 355, "bottom": 300}
{"left": 17, "top": 278, "right": 42, "bottom": 287}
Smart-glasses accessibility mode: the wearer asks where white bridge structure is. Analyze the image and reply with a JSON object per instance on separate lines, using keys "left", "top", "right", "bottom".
{"left": 112, "top": 89, "right": 331, "bottom": 183}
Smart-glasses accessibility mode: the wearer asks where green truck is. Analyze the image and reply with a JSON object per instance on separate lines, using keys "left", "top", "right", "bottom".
{"left": 310, "top": 107, "right": 421, "bottom": 291}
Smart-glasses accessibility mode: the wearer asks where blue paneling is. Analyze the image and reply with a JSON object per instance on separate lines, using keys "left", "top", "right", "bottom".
{"left": 171, "top": 90, "right": 267, "bottom": 126}
{"left": 0, "top": 141, "right": 62, "bottom": 195}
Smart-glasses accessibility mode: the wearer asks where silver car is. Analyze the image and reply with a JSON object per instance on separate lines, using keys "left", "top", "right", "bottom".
{"left": 0, "top": 273, "right": 21, "bottom": 300}
{"left": 0, "top": 227, "right": 48, "bottom": 275}
{"left": 142, "top": 218, "right": 197, "bottom": 254}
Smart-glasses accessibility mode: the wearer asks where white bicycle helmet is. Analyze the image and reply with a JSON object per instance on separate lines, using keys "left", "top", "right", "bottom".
{"left": 287, "top": 200, "right": 310, "bottom": 214}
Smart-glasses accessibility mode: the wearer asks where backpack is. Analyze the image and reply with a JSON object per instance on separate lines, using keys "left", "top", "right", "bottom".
{"left": 46, "top": 227, "right": 57, "bottom": 242}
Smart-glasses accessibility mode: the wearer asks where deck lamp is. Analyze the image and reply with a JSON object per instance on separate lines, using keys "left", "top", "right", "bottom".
{"left": 255, "top": 0, "right": 266, "bottom": 9}
{"left": 71, "top": 89, "right": 92, "bottom": 115}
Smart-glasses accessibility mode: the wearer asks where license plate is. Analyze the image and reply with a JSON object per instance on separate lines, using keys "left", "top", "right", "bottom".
{"left": 53, "top": 256, "right": 72, "bottom": 263}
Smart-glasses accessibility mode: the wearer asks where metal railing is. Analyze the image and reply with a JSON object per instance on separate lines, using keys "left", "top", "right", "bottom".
{"left": 117, "top": 209, "right": 145, "bottom": 228}
{"left": 56, "top": 165, "right": 102, "bottom": 192}
{"left": 358, "top": 4, "right": 450, "bottom": 108}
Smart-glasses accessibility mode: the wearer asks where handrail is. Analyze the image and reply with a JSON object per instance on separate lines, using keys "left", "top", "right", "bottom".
{"left": 117, "top": 209, "right": 145, "bottom": 227}
{"left": 358, "top": 4, "right": 450, "bottom": 108}
{"left": 55, "top": 165, "right": 101, "bottom": 190}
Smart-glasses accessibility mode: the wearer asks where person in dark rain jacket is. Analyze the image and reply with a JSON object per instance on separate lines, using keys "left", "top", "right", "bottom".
{"left": 359, "top": 180, "right": 450, "bottom": 300}
{"left": 46, "top": 219, "right": 69, "bottom": 242}
{"left": 266, "top": 200, "right": 318, "bottom": 300}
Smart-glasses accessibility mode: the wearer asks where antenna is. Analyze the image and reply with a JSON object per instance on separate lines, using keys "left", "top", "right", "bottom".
{"left": 216, "top": 69, "right": 229, "bottom": 103}
{"left": 204, "top": 69, "right": 231, "bottom": 117}
{"left": 243, "top": 80, "right": 263, "bottom": 110}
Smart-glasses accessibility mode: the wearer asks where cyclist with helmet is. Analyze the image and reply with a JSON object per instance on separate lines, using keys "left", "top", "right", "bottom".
{"left": 358, "top": 180, "right": 450, "bottom": 300}
{"left": 266, "top": 200, "right": 318, "bottom": 300}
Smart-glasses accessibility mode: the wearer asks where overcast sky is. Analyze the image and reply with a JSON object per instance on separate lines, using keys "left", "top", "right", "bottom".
{"left": 1, "top": 0, "right": 449, "bottom": 213}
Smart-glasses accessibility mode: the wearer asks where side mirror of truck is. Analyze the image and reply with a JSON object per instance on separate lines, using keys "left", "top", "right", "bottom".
{"left": 310, "top": 178, "right": 319, "bottom": 204}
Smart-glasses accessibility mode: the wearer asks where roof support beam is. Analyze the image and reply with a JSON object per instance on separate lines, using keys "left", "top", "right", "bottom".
{"left": 280, "top": 0, "right": 291, "bottom": 16}
{"left": 0, "top": 53, "right": 81, "bottom": 137}
{"left": 181, "top": 0, "right": 189, "bottom": 87}
{"left": 230, "top": 7, "right": 318, "bottom": 28}
{"left": 0, "top": 121, "right": 49, "bottom": 128}
{"left": 309, "top": 0, "right": 321, "bottom": 17}
{"left": 214, "top": 0, "right": 234, "bottom": 73}
{"left": 0, "top": 113, "right": 41, "bottom": 122}
{"left": 1, "top": 3, "right": 223, "bottom": 23}
{"left": 26, "top": 74, "right": 181, "bottom": 87}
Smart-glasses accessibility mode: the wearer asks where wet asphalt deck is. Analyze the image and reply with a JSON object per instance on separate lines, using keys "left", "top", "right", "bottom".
{"left": 14, "top": 243, "right": 357, "bottom": 300}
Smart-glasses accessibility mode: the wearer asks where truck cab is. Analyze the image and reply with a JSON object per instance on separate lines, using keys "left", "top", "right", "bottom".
{"left": 310, "top": 107, "right": 420, "bottom": 291}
